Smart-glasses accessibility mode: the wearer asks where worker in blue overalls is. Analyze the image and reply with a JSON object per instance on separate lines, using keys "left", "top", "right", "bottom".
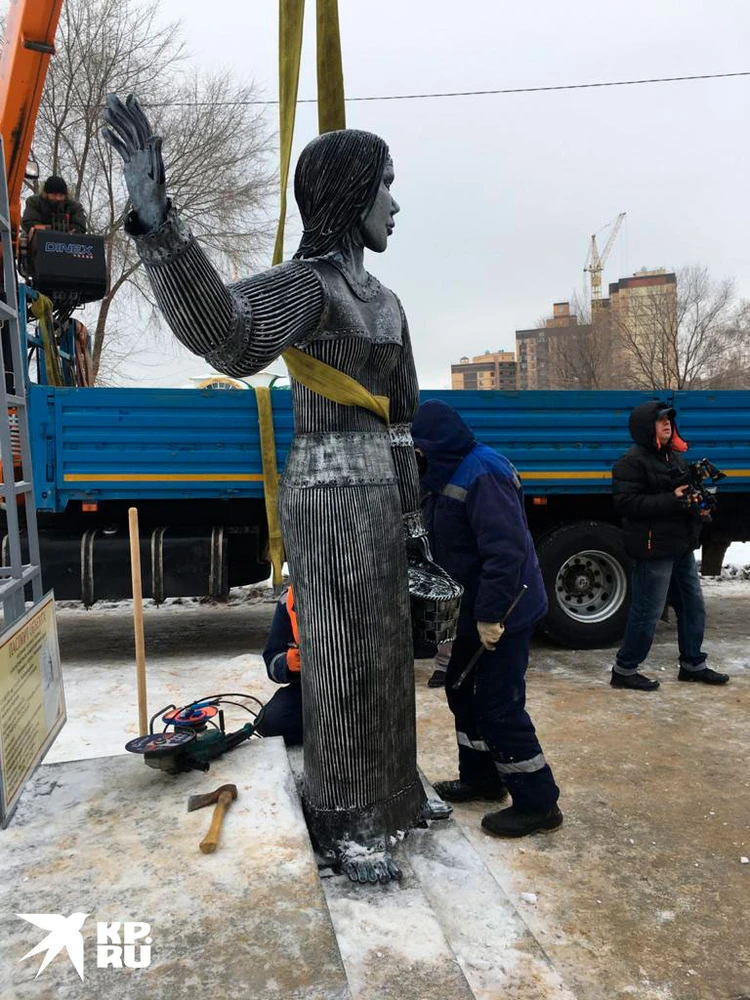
{"left": 257, "top": 586, "right": 303, "bottom": 746}
{"left": 413, "top": 399, "right": 562, "bottom": 838}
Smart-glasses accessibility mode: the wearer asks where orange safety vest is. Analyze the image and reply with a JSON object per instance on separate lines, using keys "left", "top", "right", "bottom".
{"left": 285, "top": 586, "right": 301, "bottom": 672}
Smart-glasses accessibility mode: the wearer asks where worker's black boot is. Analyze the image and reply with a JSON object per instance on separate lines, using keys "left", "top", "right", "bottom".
{"left": 481, "top": 804, "right": 563, "bottom": 838}
{"left": 432, "top": 779, "right": 508, "bottom": 803}
{"left": 610, "top": 669, "right": 660, "bottom": 691}
{"left": 427, "top": 668, "right": 446, "bottom": 689}
{"left": 678, "top": 665, "right": 729, "bottom": 685}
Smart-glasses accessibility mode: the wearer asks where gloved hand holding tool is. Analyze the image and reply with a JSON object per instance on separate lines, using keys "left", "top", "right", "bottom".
{"left": 452, "top": 584, "right": 529, "bottom": 690}
{"left": 477, "top": 621, "right": 505, "bottom": 650}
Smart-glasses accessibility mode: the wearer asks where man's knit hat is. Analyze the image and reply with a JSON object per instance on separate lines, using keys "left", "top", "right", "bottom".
{"left": 43, "top": 176, "right": 68, "bottom": 196}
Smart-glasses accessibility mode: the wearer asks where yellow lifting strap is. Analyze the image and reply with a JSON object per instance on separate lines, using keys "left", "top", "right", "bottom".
{"left": 273, "top": 0, "right": 346, "bottom": 266}
{"left": 273, "top": 0, "right": 305, "bottom": 268}
{"left": 258, "top": 1, "right": 385, "bottom": 583}
{"left": 315, "top": 0, "right": 346, "bottom": 134}
{"left": 30, "top": 293, "right": 64, "bottom": 387}
{"left": 254, "top": 387, "right": 285, "bottom": 589}
{"left": 276, "top": 0, "right": 387, "bottom": 420}
{"left": 284, "top": 346, "right": 390, "bottom": 423}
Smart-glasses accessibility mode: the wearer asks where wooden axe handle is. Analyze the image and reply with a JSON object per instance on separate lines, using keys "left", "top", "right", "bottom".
{"left": 199, "top": 789, "right": 234, "bottom": 854}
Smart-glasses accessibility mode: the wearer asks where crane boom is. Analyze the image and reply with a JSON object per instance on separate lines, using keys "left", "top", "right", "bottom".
{"left": 599, "top": 211, "right": 626, "bottom": 269}
{"left": 584, "top": 211, "right": 626, "bottom": 304}
{"left": 0, "top": 0, "right": 63, "bottom": 241}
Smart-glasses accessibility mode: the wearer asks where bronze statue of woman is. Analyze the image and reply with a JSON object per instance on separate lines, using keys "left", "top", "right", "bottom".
{"left": 103, "top": 95, "right": 443, "bottom": 883}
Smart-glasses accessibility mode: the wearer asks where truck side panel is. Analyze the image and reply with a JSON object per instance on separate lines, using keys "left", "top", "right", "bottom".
{"left": 28, "top": 385, "right": 750, "bottom": 513}
{"left": 421, "top": 389, "right": 660, "bottom": 495}
{"left": 29, "top": 384, "right": 294, "bottom": 511}
{"left": 672, "top": 389, "right": 750, "bottom": 479}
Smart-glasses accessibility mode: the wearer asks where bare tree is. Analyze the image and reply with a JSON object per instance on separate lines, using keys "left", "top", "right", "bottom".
{"left": 690, "top": 298, "right": 750, "bottom": 388}
{"left": 30, "top": 0, "right": 273, "bottom": 381}
{"left": 612, "top": 266, "right": 750, "bottom": 390}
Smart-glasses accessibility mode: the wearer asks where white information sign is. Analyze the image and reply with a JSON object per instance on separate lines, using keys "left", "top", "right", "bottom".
{"left": 0, "top": 592, "right": 65, "bottom": 827}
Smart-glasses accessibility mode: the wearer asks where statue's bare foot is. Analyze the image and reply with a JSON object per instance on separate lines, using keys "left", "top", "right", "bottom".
{"left": 339, "top": 842, "right": 403, "bottom": 884}
{"left": 421, "top": 797, "right": 453, "bottom": 821}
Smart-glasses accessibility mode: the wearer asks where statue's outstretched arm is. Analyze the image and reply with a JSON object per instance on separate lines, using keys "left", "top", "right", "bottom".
{"left": 102, "top": 94, "right": 324, "bottom": 376}
{"left": 388, "top": 307, "right": 430, "bottom": 554}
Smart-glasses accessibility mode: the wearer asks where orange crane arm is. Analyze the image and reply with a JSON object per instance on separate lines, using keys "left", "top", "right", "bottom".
{"left": 0, "top": 0, "right": 63, "bottom": 239}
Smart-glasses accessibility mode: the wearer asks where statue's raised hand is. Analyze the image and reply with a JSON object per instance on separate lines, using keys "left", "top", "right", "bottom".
{"left": 102, "top": 94, "right": 167, "bottom": 233}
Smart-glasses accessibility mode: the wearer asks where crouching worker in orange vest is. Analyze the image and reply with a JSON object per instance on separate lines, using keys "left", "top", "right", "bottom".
{"left": 257, "top": 586, "right": 303, "bottom": 746}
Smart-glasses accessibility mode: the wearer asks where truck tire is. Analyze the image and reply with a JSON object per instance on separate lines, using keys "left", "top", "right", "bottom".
{"left": 536, "top": 521, "right": 631, "bottom": 649}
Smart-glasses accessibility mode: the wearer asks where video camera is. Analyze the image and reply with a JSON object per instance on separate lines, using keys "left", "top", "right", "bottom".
{"left": 679, "top": 458, "right": 727, "bottom": 522}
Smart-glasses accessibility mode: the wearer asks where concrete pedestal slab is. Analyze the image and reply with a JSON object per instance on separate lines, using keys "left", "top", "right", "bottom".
{"left": 322, "top": 857, "right": 477, "bottom": 1000}
{"left": 0, "top": 739, "right": 350, "bottom": 1000}
{"left": 405, "top": 822, "right": 575, "bottom": 1000}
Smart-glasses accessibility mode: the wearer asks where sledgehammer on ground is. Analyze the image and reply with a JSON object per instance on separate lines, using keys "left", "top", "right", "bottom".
{"left": 187, "top": 784, "right": 238, "bottom": 854}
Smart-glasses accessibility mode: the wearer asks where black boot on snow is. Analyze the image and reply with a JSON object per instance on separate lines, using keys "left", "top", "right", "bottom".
{"left": 432, "top": 779, "right": 508, "bottom": 803}
{"left": 678, "top": 665, "right": 730, "bottom": 685}
{"left": 610, "top": 669, "right": 660, "bottom": 691}
{"left": 481, "top": 804, "right": 563, "bottom": 838}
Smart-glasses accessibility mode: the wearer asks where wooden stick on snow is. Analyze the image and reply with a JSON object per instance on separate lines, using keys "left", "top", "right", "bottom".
{"left": 128, "top": 506, "right": 148, "bottom": 737}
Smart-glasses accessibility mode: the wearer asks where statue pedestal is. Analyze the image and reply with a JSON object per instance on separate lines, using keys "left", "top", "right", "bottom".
{"left": 2, "top": 740, "right": 571, "bottom": 1000}
{"left": 1, "top": 739, "right": 350, "bottom": 999}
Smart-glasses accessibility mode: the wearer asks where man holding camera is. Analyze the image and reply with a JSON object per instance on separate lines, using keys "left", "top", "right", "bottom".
{"left": 611, "top": 400, "right": 729, "bottom": 691}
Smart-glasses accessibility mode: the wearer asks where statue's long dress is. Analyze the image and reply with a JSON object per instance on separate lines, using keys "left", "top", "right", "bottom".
{"left": 131, "top": 213, "right": 426, "bottom": 852}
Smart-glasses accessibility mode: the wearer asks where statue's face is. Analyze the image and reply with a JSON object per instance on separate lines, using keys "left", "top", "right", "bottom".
{"left": 360, "top": 158, "right": 399, "bottom": 253}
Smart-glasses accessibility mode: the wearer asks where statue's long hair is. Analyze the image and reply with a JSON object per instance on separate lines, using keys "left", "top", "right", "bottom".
{"left": 293, "top": 129, "right": 389, "bottom": 259}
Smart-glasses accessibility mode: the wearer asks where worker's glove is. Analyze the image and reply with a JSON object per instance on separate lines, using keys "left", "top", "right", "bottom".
{"left": 477, "top": 621, "right": 505, "bottom": 651}
{"left": 102, "top": 94, "right": 168, "bottom": 233}
{"left": 286, "top": 645, "right": 301, "bottom": 673}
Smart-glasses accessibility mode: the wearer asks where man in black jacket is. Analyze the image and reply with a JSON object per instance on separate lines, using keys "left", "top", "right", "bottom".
{"left": 612, "top": 400, "right": 729, "bottom": 691}
{"left": 21, "top": 176, "right": 87, "bottom": 236}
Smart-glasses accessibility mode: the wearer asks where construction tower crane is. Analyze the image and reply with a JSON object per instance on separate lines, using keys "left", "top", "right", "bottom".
{"left": 584, "top": 212, "right": 626, "bottom": 306}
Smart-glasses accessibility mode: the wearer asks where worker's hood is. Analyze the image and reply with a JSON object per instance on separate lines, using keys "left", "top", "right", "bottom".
{"left": 629, "top": 400, "right": 688, "bottom": 453}
{"left": 412, "top": 400, "right": 476, "bottom": 492}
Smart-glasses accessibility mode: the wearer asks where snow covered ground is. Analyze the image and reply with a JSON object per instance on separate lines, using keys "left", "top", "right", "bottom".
{"left": 7, "top": 545, "right": 748, "bottom": 1000}
{"left": 725, "top": 540, "right": 750, "bottom": 565}
{"left": 46, "top": 545, "right": 750, "bottom": 767}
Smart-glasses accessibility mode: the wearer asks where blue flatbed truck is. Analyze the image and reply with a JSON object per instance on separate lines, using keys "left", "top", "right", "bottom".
{"left": 13, "top": 372, "right": 750, "bottom": 649}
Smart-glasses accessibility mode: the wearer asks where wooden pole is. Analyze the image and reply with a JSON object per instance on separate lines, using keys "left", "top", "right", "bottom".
{"left": 128, "top": 506, "right": 148, "bottom": 736}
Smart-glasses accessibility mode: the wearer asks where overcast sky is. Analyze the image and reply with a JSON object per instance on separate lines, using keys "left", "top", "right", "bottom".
{"left": 110, "top": 0, "right": 749, "bottom": 387}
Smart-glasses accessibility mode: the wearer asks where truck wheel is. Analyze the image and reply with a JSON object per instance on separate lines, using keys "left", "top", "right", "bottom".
{"left": 537, "top": 522, "right": 631, "bottom": 649}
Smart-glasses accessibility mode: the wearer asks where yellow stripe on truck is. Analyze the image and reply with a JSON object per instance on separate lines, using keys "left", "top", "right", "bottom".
{"left": 522, "top": 469, "right": 750, "bottom": 481}
{"left": 523, "top": 471, "right": 611, "bottom": 481}
{"left": 63, "top": 469, "right": 750, "bottom": 485}
{"left": 64, "top": 473, "right": 265, "bottom": 482}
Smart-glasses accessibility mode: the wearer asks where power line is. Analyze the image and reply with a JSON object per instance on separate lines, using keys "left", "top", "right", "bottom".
{"left": 144, "top": 69, "right": 750, "bottom": 108}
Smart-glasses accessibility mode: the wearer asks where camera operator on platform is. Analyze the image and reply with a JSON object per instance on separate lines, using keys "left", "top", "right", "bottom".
{"left": 611, "top": 400, "right": 729, "bottom": 691}
{"left": 22, "top": 176, "right": 87, "bottom": 237}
